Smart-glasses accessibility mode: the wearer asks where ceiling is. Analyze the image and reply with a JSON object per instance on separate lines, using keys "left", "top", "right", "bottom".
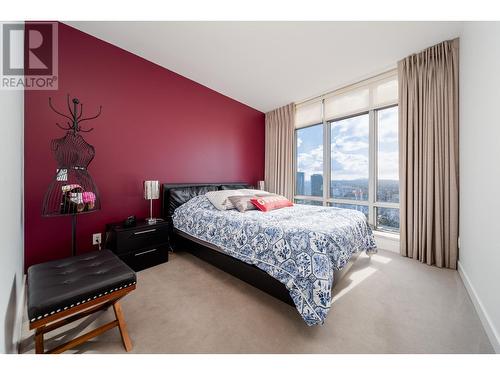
{"left": 66, "top": 21, "right": 463, "bottom": 112}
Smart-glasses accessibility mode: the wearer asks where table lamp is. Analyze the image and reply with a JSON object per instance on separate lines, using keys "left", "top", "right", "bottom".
{"left": 144, "top": 180, "right": 160, "bottom": 224}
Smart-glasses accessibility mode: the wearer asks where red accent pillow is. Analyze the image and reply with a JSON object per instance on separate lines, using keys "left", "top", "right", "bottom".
{"left": 250, "top": 195, "right": 293, "bottom": 212}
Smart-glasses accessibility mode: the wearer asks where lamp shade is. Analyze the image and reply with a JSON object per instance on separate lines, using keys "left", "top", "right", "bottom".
{"left": 144, "top": 180, "right": 159, "bottom": 200}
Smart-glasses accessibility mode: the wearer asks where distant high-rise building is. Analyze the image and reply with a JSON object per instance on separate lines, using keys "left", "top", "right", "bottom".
{"left": 296, "top": 172, "right": 305, "bottom": 195}
{"left": 311, "top": 174, "right": 323, "bottom": 197}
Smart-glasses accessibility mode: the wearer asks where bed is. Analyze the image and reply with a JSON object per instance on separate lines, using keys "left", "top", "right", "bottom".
{"left": 162, "top": 183, "right": 376, "bottom": 326}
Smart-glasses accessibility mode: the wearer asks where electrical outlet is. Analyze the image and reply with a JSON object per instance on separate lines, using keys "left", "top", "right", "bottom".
{"left": 92, "top": 233, "right": 102, "bottom": 246}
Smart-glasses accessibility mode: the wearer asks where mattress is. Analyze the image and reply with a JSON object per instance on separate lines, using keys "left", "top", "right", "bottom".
{"left": 173, "top": 195, "right": 376, "bottom": 325}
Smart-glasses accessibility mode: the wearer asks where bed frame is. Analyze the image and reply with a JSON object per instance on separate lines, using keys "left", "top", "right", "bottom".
{"left": 161, "top": 183, "right": 358, "bottom": 308}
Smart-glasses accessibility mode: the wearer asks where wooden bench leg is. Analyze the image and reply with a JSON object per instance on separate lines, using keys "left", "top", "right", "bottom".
{"left": 113, "top": 301, "right": 132, "bottom": 352}
{"left": 35, "top": 328, "right": 44, "bottom": 354}
{"left": 30, "top": 286, "right": 135, "bottom": 354}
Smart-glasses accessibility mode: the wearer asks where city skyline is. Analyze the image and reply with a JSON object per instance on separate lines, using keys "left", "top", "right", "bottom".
{"left": 296, "top": 175, "right": 399, "bottom": 202}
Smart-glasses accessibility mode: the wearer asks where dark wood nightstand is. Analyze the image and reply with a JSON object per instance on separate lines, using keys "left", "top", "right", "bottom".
{"left": 105, "top": 220, "right": 169, "bottom": 271}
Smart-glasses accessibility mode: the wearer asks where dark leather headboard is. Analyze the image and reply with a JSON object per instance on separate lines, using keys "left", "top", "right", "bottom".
{"left": 161, "top": 183, "right": 252, "bottom": 220}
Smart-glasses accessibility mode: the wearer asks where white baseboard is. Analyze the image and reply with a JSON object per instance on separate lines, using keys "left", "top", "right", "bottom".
{"left": 458, "top": 260, "right": 500, "bottom": 353}
{"left": 15, "top": 274, "right": 26, "bottom": 354}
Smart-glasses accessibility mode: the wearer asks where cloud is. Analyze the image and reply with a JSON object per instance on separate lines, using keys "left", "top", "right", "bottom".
{"left": 333, "top": 138, "right": 368, "bottom": 153}
{"left": 297, "top": 145, "right": 323, "bottom": 180}
{"left": 330, "top": 116, "right": 369, "bottom": 180}
{"left": 297, "top": 110, "right": 399, "bottom": 183}
{"left": 377, "top": 108, "right": 398, "bottom": 179}
{"left": 332, "top": 150, "right": 369, "bottom": 180}
{"left": 378, "top": 107, "right": 398, "bottom": 143}
{"left": 333, "top": 115, "right": 369, "bottom": 138}
{"left": 377, "top": 151, "right": 399, "bottom": 180}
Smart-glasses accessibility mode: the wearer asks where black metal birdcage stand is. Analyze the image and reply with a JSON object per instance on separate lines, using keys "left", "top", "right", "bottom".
{"left": 42, "top": 95, "right": 103, "bottom": 256}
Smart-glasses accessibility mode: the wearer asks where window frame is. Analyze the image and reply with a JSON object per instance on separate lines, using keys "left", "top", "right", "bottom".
{"left": 294, "top": 72, "right": 399, "bottom": 232}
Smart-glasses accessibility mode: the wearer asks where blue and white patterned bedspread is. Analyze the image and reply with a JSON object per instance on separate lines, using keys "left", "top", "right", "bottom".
{"left": 173, "top": 195, "right": 376, "bottom": 326}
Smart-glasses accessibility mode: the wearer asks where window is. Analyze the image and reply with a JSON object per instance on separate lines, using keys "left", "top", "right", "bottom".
{"left": 330, "top": 113, "right": 369, "bottom": 201}
{"left": 295, "top": 124, "right": 323, "bottom": 198}
{"left": 377, "top": 106, "right": 399, "bottom": 203}
{"left": 376, "top": 106, "right": 400, "bottom": 231}
{"left": 294, "top": 71, "right": 399, "bottom": 233}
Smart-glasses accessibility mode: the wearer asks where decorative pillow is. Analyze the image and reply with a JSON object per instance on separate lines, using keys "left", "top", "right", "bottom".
{"left": 205, "top": 190, "right": 245, "bottom": 210}
{"left": 227, "top": 195, "right": 258, "bottom": 212}
{"left": 250, "top": 195, "right": 293, "bottom": 212}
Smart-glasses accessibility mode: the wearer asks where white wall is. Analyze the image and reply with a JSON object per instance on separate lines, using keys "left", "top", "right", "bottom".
{"left": 459, "top": 21, "right": 500, "bottom": 353}
{"left": 0, "top": 21, "right": 25, "bottom": 355}
{"left": 0, "top": 86, "right": 24, "bottom": 354}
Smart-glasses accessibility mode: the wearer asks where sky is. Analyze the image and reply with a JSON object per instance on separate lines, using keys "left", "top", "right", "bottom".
{"left": 296, "top": 106, "right": 398, "bottom": 182}
{"left": 377, "top": 106, "right": 399, "bottom": 181}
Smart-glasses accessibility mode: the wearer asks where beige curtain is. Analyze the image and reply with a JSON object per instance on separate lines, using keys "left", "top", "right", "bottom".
{"left": 399, "top": 38, "right": 459, "bottom": 269}
{"left": 264, "top": 103, "right": 295, "bottom": 200}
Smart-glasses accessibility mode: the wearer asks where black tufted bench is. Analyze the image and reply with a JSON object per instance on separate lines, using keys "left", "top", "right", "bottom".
{"left": 27, "top": 250, "right": 137, "bottom": 354}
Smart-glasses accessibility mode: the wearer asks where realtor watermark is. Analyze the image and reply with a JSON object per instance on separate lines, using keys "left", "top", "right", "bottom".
{"left": 1, "top": 22, "right": 58, "bottom": 90}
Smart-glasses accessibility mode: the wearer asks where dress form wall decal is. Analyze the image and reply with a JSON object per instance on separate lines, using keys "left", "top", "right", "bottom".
{"left": 42, "top": 95, "right": 102, "bottom": 256}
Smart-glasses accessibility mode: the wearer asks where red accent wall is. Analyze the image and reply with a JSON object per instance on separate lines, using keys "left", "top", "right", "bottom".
{"left": 24, "top": 23, "right": 265, "bottom": 268}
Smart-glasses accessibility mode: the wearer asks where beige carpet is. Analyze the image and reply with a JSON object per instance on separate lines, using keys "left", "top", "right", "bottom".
{"left": 20, "top": 249, "right": 494, "bottom": 354}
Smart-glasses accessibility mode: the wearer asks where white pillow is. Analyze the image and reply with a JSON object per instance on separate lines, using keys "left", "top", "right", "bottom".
{"left": 205, "top": 190, "right": 246, "bottom": 210}
{"left": 239, "top": 189, "right": 272, "bottom": 195}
